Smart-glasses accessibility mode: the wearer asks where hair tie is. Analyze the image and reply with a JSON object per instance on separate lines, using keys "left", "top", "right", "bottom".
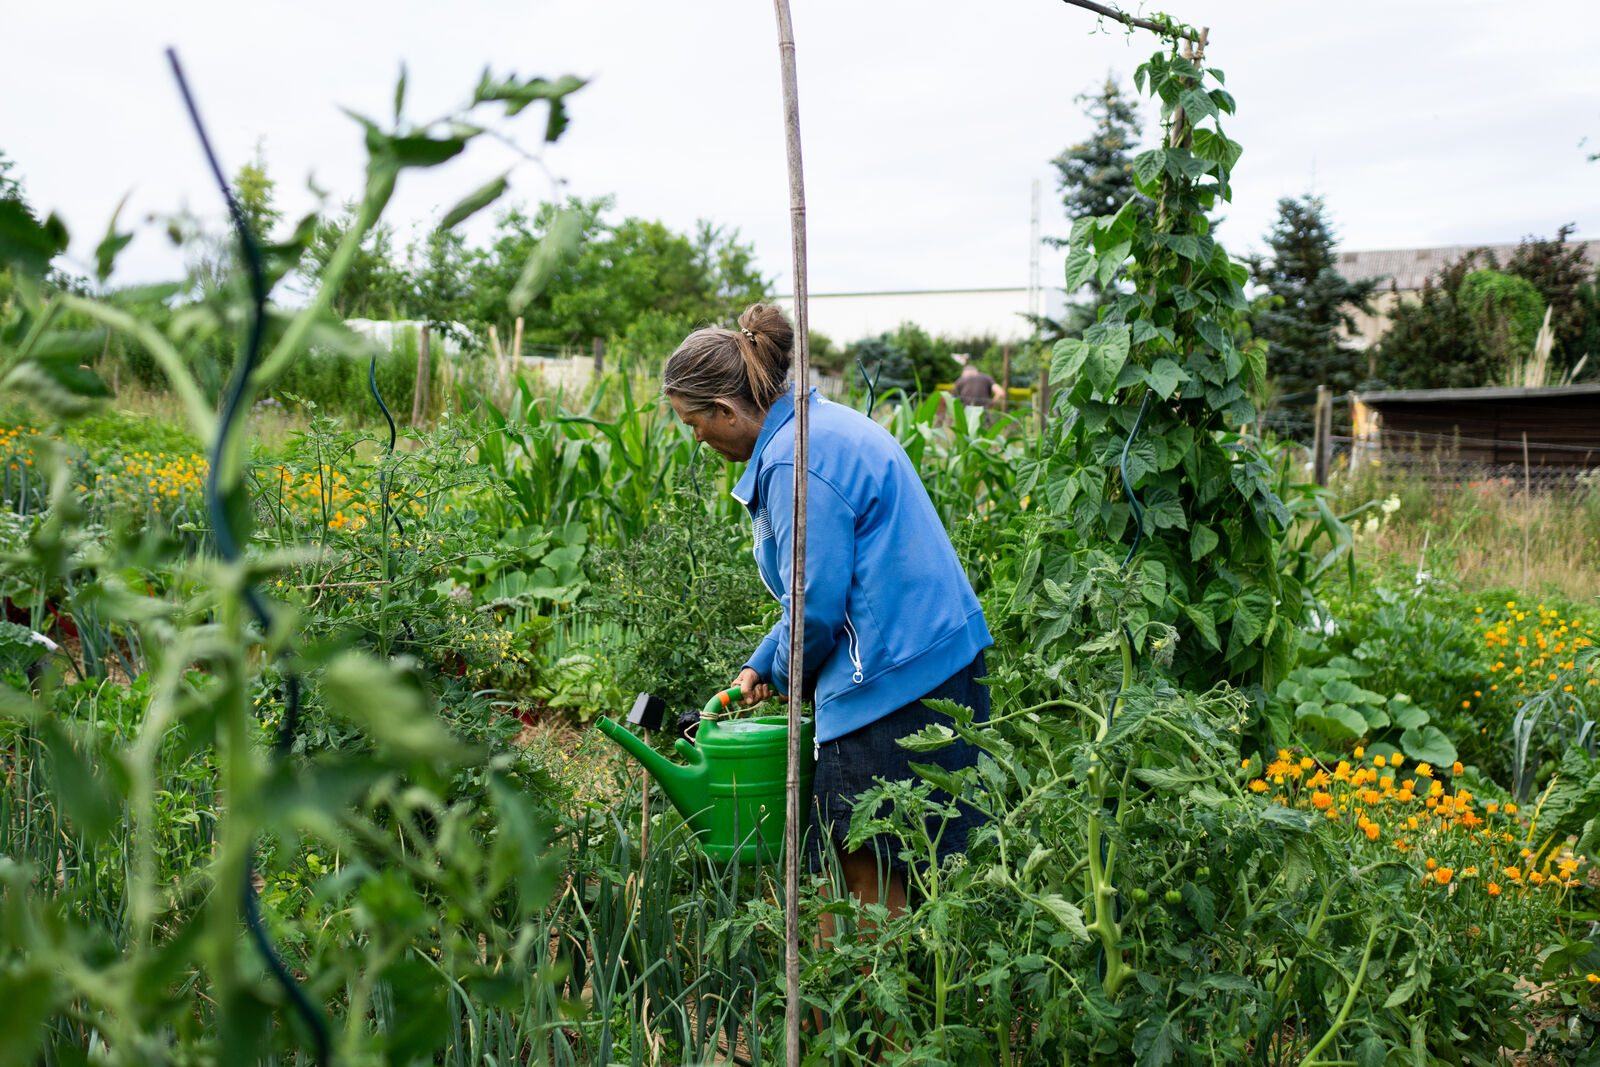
{"left": 740, "top": 327, "right": 756, "bottom": 341}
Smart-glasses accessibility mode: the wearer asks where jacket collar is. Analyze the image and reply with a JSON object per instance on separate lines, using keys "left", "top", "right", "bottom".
{"left": 731, "top": 386, "right": 814, "bottom": 506}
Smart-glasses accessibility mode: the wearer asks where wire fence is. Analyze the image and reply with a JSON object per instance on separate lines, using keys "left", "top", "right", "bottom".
{"left": 1332, "top": 433, "right": 1600, "bottom": 491}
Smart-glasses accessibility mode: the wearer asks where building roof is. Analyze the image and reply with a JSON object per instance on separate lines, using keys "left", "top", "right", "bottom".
{"left": 1336, "top": 241, "right": 1600, "bottom": 292}
{"left": 1358, "top": 383, "right": 1600, "bottom": 404}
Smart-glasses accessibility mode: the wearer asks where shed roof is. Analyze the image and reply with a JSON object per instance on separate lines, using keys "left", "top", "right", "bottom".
{"left": 1336, "top": 241, "right": 1600, "bottom": 292}
{"left": 1358, "top": 384, "right": 1600, "bottom": 404}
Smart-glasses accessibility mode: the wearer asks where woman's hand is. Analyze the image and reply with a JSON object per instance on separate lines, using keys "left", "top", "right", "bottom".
{"left": 733, "top": 668, "right": 775, "bottom": 706}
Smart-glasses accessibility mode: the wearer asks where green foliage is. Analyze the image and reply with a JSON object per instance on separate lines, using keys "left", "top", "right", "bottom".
{"left": 0, "top": 65, "right": 591, "bottom": 1065}
{"left": 1459, "top": 268, "right": 1545, "bottom": 381}
{"left": 1034, "top": 45, "right": 1310, "bottom": 696}
{"left": 1506, "top": 223, "right": 1596, "bottom": 370}
{"left": 1371, "top": 250, "right": 1498, "bottom": 389}
{"left": 1249, "top": 194, "right": 1377, "bottom": 439}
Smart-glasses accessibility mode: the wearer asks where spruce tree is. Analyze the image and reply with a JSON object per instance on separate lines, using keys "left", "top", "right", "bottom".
{"left": 1249, "top": 195, "right": 1375, "bottom": 439}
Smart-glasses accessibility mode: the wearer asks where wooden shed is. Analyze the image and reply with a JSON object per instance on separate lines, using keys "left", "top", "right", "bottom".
{"left": 1353, "top": 384, "right": 1600, "bottom": 471}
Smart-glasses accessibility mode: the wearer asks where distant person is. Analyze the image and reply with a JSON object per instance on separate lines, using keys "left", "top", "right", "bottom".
{"left": 952, "top": 361, "right": 1003, "bottom": 409}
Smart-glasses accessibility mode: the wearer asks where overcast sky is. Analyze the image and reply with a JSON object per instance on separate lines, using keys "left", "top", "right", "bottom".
{"left": 5, "top": 0, "right": 1596, "bottom": 301}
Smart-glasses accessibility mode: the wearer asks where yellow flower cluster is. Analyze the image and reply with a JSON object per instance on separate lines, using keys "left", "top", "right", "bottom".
{"left": 92, "top": 449, "right": 207, "bottom": 506}
{"left": 1, "top": 426, "right": 51, "bottom": 475}
{"left": 1249, "top": 748, "right": 1584, "bottom": 901}
{"left": 1475, "top": 601, "right": 1597, "bottom": 710}
{"left": 262, "top": 464, "right": 429, "bottom": 533}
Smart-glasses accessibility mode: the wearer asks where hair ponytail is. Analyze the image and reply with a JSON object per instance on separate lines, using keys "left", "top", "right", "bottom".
{"left": 663, "top": 303, "right": 795, "bottom": 415}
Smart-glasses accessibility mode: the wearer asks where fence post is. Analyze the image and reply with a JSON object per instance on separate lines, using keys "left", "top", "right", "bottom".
{"left": 592, "top": 336, "right": 605, "bottom": 377}
{"left": 1312, "top": 384, "right": 1331, "bottom": 485}
{"left": 411, "top": 323, "right": 431, "bottom": 429}
{"left": 1001, "top": 345, "right": 1011, "bottom": 414}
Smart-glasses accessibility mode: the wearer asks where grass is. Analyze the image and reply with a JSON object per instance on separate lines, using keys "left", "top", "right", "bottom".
{"left": 1329, "top": 458, "right": 1600, "bottom": 602}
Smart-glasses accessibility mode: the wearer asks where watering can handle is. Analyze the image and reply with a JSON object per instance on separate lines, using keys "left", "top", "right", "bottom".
{"left": 701, "top": 686, "right": 743, "bottom": 721}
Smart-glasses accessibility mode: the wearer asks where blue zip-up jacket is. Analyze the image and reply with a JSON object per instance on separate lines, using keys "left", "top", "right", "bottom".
{"left": 733, "top": 387, "right": 992, "bottom": 744}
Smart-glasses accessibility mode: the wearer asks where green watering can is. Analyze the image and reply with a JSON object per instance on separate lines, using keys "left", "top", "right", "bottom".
{"left": 596, "top": 687, "right": 813, "bottom": 864}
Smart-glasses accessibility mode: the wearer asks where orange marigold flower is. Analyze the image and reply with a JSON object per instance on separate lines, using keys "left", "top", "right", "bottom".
{"left": 1486, "top": 803, "right": 1499, "bottom": 814}
{"left": 1506, "top": 803, "right": 1518, "bottom": 814}
{"left": 1425, "top": 857, "right": 1438, "bottom": 870}
{"left": 1452, "top": 761, "right": 1464, "bottom": 775}
{"left": 1365, "top": 824, "right": 1380, "bottom": 841}
{"left": 1487, "top": 882, "right": 1502, "bottom": 896}
{"left": 1434, "top": 867, "right": 1454, "bottom": 885}
{"left": 1311, "top": 791, "right": 1333, "bottom": 809}
{"left": 1530, "top": 871, "right": 1546, "bottom": 886}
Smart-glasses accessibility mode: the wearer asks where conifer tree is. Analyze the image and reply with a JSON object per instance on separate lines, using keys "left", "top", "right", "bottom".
{"left": 1250, "top": 195, "right": 1375, "bottom": 439}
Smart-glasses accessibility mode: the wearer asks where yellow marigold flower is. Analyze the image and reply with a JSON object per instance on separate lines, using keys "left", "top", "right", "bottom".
{"left": 1374, "top": 754, "right": 1387, "bottom": 768}
{"left": 1530, "top": 871, "right": 1546, "bottom": 886}
{"left": 1434, "top": 868, "right": 1453, "bottom": 885}
{"left": 1308, "top": 770, "right": 1331, "bottom": 789}
{"left": 1521, "top": 848, "right": 1533, "bottom": 858}
{"left": 1416, "top": 763, "right": 1433, "bottom": 778}
{"left": 1248, "top": 779, "right": 1268, "bottom": 793}
{"left": 1380, "top": 776, "right": 1394, "bottom": 790}
{"left": 1506, "top": 803, "right": 1518, "bottom": 814}
{"left": 1407, "top": 816, "right": 1419, "bottom": 829}
{"left": 1354, "top": 746, "right": 1365, "bottom": 758}
{"left": 1241, "top": 759, "right": 1251, "bottom": 769}
{"left": 1300, "top": 757, "right": 1314, "bottom": 770}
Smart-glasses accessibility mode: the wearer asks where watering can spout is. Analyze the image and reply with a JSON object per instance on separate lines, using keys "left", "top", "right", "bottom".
{"left": 595, "top": 716, "right": 712, "bottom": 834}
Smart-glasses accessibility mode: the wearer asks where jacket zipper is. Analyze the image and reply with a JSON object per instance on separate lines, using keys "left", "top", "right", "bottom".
{"left": 843, "top": 613, "right": 865, "bottom": 684}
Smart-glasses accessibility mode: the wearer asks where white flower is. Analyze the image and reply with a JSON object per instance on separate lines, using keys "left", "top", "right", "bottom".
{"left": 1363, "top": 516, "right": 1380, "bottom": 535}
{"left": 1381, "top": 494, "right": 1401, "bottom": 515}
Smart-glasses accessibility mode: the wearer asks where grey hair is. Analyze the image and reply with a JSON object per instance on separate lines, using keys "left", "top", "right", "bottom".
{"left": 662, "top": 303, "right": 795, "bottom": 414}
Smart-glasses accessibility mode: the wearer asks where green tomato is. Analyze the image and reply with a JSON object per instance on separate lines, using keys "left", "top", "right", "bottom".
{"left": 1130, "top": 887, "right": 1150, "bottom": 904}
{"left": 1164, "top": 889, "right": 1183, "bottom": 905}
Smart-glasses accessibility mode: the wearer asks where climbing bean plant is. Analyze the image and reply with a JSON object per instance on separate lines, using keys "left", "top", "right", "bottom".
{"left": 1025, "top": 36, "right": 1335, "bottom": 697}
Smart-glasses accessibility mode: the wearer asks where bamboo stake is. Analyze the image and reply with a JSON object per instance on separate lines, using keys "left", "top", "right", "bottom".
{"left": 771, "top": 2, "right": 809, "bottom": 1063}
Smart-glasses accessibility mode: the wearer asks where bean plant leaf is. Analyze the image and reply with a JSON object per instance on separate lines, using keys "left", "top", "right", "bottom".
{"left": 1050, "top": 338, "right": 1090, "bottom": 385}
{"left": 1132, "top": 149, "right": 1166, "bottom": 185}
{"left": 1143, "top": 358, "right": 1187, "bottom": 399}
{"left": 1082, "top": 324, "right": 1130, "bottom": 394}
{"left": 1189, "top": 523, "right": 1219, "bottom": 562}
{"left": 1063, "top": 249, "right": 1095, "bottom": 291}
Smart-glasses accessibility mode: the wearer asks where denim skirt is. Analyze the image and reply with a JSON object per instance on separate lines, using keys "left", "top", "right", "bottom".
{"left": 805, "top": 651, "right": 990, "bottom": 876}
